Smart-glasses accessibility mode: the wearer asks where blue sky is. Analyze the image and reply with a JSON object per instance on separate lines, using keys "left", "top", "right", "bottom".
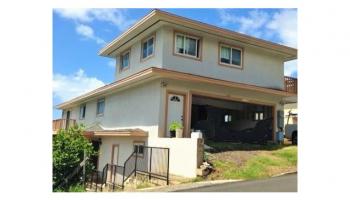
{"left": 53, "top": 8, "right": 297, "bottom": 119}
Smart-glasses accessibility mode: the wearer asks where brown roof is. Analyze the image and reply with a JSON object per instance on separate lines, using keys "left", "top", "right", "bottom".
{"left": 99, "top": 9, "right": 297, "bottom": 61}
{"left": 56, "top": 67, "right": 295, "bottom": 109}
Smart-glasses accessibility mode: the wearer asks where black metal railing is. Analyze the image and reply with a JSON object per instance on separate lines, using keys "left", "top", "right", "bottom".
{"left": 86, "top": 146, "right": 170, "bottom": 192}
{"left": 134, "top": 146, "right": 170, "bottom": 184}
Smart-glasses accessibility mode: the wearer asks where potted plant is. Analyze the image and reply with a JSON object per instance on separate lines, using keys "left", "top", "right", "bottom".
{"left": 169, "top": 121, "right": 183, "bottom": 138}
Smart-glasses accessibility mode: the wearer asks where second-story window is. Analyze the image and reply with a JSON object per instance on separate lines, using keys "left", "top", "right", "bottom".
{"left": 219, "top": 44, "right": 243, "bottom": 68}
{"left": 142, "top": 36, "right": 154, "bottom": 60}
{"left": 175, "top": 33, "right": 200, "bottom": 59}
{"left": 96, "top": 98, "right": 105, "bottom": 116}
{"left": 120, "top": 50, "right": 130, "bottom": 71}
{"left": 79, "top": 104, "right": 86, "bottom": 119}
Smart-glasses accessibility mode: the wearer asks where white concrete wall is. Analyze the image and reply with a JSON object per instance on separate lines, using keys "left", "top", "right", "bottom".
{"left": 97, "top": 136, "right": 147, "bottom": 171}
{"left": 67, "top": 80, "right": 162, "bottom": 138}
{"left": 161, "top": 26, "right": 285, "bottom": 90}
{"left": 148, "top": 138, "right": 199, "bottom": 178}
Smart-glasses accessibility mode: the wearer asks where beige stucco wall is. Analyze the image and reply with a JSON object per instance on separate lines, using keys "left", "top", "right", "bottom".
{"left": 112, "top": 25, "right": 285, "bottom": 90}
{"left": 67, "top": 79, "right": 162, "bottom": 138}
{"left": 160, "top": 26, "right": 285, "bottom": 90}
{"left": 97, "top": 136, "right": 147, "bottom": 171}
{"left": 148, "top": 138, "right": 199, "bottom": 178}
{"left": 114, "top": 28, "right": 164, "bottom": 81}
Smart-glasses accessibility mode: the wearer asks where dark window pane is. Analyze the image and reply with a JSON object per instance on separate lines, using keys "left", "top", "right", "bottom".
{"left": 97, "top": 99, "right": 105, "bottom": 115}
{"left": 142, "top": 42, "right": 148, "bottom": 58}
{"left": 220, "top": 46, "right": 231, "bottom": 64}
{"left": 121, "top": 52, "right": 129, "bottom": 69}
{"left": 176, "top": 35, "right": 184, "bottom": 54}
{"left": 147, "top": 38, "right": 154, "bottom": 56}
{"left": 231, "top": 48, "right": 241, "bottom": 66}
{"left": 185, "top": 37, "right": 197, "bottom": 56}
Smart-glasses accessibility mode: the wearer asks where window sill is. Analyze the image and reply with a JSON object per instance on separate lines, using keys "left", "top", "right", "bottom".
{"left": 140, "top": 54, "right": 155, "bottom": 63}
{"left": 173, "top": 52, "right": 201, "bottom": 61}
{"left": 96, "top": 114, "right": 104, "bottom": 118}
{"left": 218, "top": 62, "right": 243, "bottom": 70}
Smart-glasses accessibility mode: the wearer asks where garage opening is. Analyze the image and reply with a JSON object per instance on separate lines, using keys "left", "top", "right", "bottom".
{"left": 191, "top": 95, "right": 273, "bottom": 144}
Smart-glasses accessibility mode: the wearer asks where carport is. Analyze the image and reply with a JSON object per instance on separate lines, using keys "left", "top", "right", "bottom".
{"left": 190, "top": 94, "right": 274, "bottom": 143}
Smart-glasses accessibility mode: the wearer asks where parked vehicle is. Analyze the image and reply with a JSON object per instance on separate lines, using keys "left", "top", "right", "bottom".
{"left": 284, "top": 111, "right": 298, "bottom": 145}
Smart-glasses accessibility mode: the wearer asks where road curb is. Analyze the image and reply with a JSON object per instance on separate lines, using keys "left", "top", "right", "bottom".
{"left": 137, "top": 171, "right": 297, "bottom": 192}
{"left": 137, "top": 179, "right": 243, "bottom": 192}
{"left": 271, "top": 171, "right": 297, "bottom": 177}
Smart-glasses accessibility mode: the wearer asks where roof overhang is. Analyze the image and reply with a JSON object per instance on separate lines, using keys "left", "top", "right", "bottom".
{"left": 56, "top": 67, "right": 296, "bottom": 110}
{"left": 99, "top": 9, "right": 297, "bottom": 61}
{"left": 84, "top": 129, "right": 148, "bottom": 137}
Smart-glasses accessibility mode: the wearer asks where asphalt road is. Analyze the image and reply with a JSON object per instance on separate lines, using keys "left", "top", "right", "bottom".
{"left": 177, "top": 173, "right": 297, "bottom": 192}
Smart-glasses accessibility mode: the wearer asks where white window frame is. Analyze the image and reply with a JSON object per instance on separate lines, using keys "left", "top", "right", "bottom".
{"left": 96, "top": 98, "right": 105, "bottom": 117}
{"left": 219, "top": 43, "right": 243, "bottom": 69}
{"left": 141, "top": 35, "right": 155, "bottom": 60}
{"left": 120, "top": 50, "right": 130, "bottom": 72}
{"left": 174, "top": 32, "right": 200, "bottom": 59}
{"left": 79, "top": 104, "right": 86, "bottom": 120}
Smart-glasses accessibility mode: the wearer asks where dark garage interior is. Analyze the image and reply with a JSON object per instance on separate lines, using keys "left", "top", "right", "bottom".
{"left": 191, "top": 95, "right": 273, "bottom": 144}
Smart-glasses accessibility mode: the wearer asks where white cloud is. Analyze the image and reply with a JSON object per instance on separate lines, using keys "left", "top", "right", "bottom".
{"left": 218, "top": 9, "right": 297, "bottom": 47}
{"left": 218, "top": 9, "right": 297, "bottom": 76}
{"left": 54, "top": 8, "right": 92, "bottom": 22}
{"left": 75, "top": 24, "right": 105, "bottom": 44}
{"left": 54, "top": 8, "right": 135, "bottom": 31}
{"left": 53, "top": 69, "right": 105, "bottom": 102}
{"left": 284, "top": 60, "right": 297, "bottom": 77}
{"left": 219, "top": 9, "right": 270, "bottom": 38}
{"left": 267, "top": 10, "right": 297, "bottom": 48}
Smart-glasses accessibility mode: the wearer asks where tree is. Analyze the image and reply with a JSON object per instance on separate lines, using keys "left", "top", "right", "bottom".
{"left": 53, "top": 124, "right": 96, "bottom": 191}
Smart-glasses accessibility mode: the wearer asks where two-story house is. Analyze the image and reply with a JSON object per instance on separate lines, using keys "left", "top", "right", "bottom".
{"left": 54, "top": 9, "right": 297, "bottom": 179}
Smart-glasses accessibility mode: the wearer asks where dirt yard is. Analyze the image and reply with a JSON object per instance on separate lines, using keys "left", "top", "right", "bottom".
{"left": 203, "top": 141, "right": 297, "bottom": 180}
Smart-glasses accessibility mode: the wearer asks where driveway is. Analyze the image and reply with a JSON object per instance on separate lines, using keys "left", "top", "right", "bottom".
{"left": 176, "top": 173, "right": 297, "bottom": 192}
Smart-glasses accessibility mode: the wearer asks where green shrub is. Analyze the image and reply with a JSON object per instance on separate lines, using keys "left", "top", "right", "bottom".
{"left": 169, "top": 121, "right": 183, "bottom": 131}
{"left": 53, "top": 124, "right": 96, "bottom": 191}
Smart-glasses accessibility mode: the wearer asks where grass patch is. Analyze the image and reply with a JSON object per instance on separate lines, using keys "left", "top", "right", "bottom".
{"left": 136, "top": 182, "right": 154, "bottom": 189}
{"left": 207, "top": 145, "right": 297, "bottom": 180}
{"left": 272, "top": 146, "right": 298, "bottom": 165}
{"left": 54, "top": 183, "right": 86, "bottom": 192}
{"left": 205, "top": 140, "right": 286, "bottom": 152}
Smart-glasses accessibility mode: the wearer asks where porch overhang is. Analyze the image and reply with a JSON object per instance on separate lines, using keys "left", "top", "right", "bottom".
{"left": 152, "top": 68, "right": 295, "bottom": 97}
{"left": 84, "top": 128, "right": 148, "bottom": 138}
{"left": 56, "top": 67, "right": 296, "bottom": 110}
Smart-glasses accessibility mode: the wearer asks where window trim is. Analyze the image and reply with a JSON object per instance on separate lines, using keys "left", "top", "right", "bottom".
{"left": 96, "top": 98, "right": 105, "bottom": 117}
{"left": 140, "top": 34, "right": 156, "bottom": 62}
{"left": 218, "top": 42, "right": 244, "bottom": 70}
{"left": 119, "top": 49, "right": 131, "bottom": 72}
{"left": 133, "top": 141, "right": 145, "bottom": 158}
{"left": 173, "top": 30, "right": 202, "bottom": 61}
{"left": 79, "top": 104, "right": 86, "bottom": 120}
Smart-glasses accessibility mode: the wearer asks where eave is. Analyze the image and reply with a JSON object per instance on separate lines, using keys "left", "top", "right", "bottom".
{"left": 56, "top": 67, "right": 296, "bottom": 110}
{"left": 99, "top": 9, "right": 297, "bottom": 61}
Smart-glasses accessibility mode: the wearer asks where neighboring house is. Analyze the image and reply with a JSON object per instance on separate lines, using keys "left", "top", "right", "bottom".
{"left": 53, "top": 9, "right": 297, "bottom": 178}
